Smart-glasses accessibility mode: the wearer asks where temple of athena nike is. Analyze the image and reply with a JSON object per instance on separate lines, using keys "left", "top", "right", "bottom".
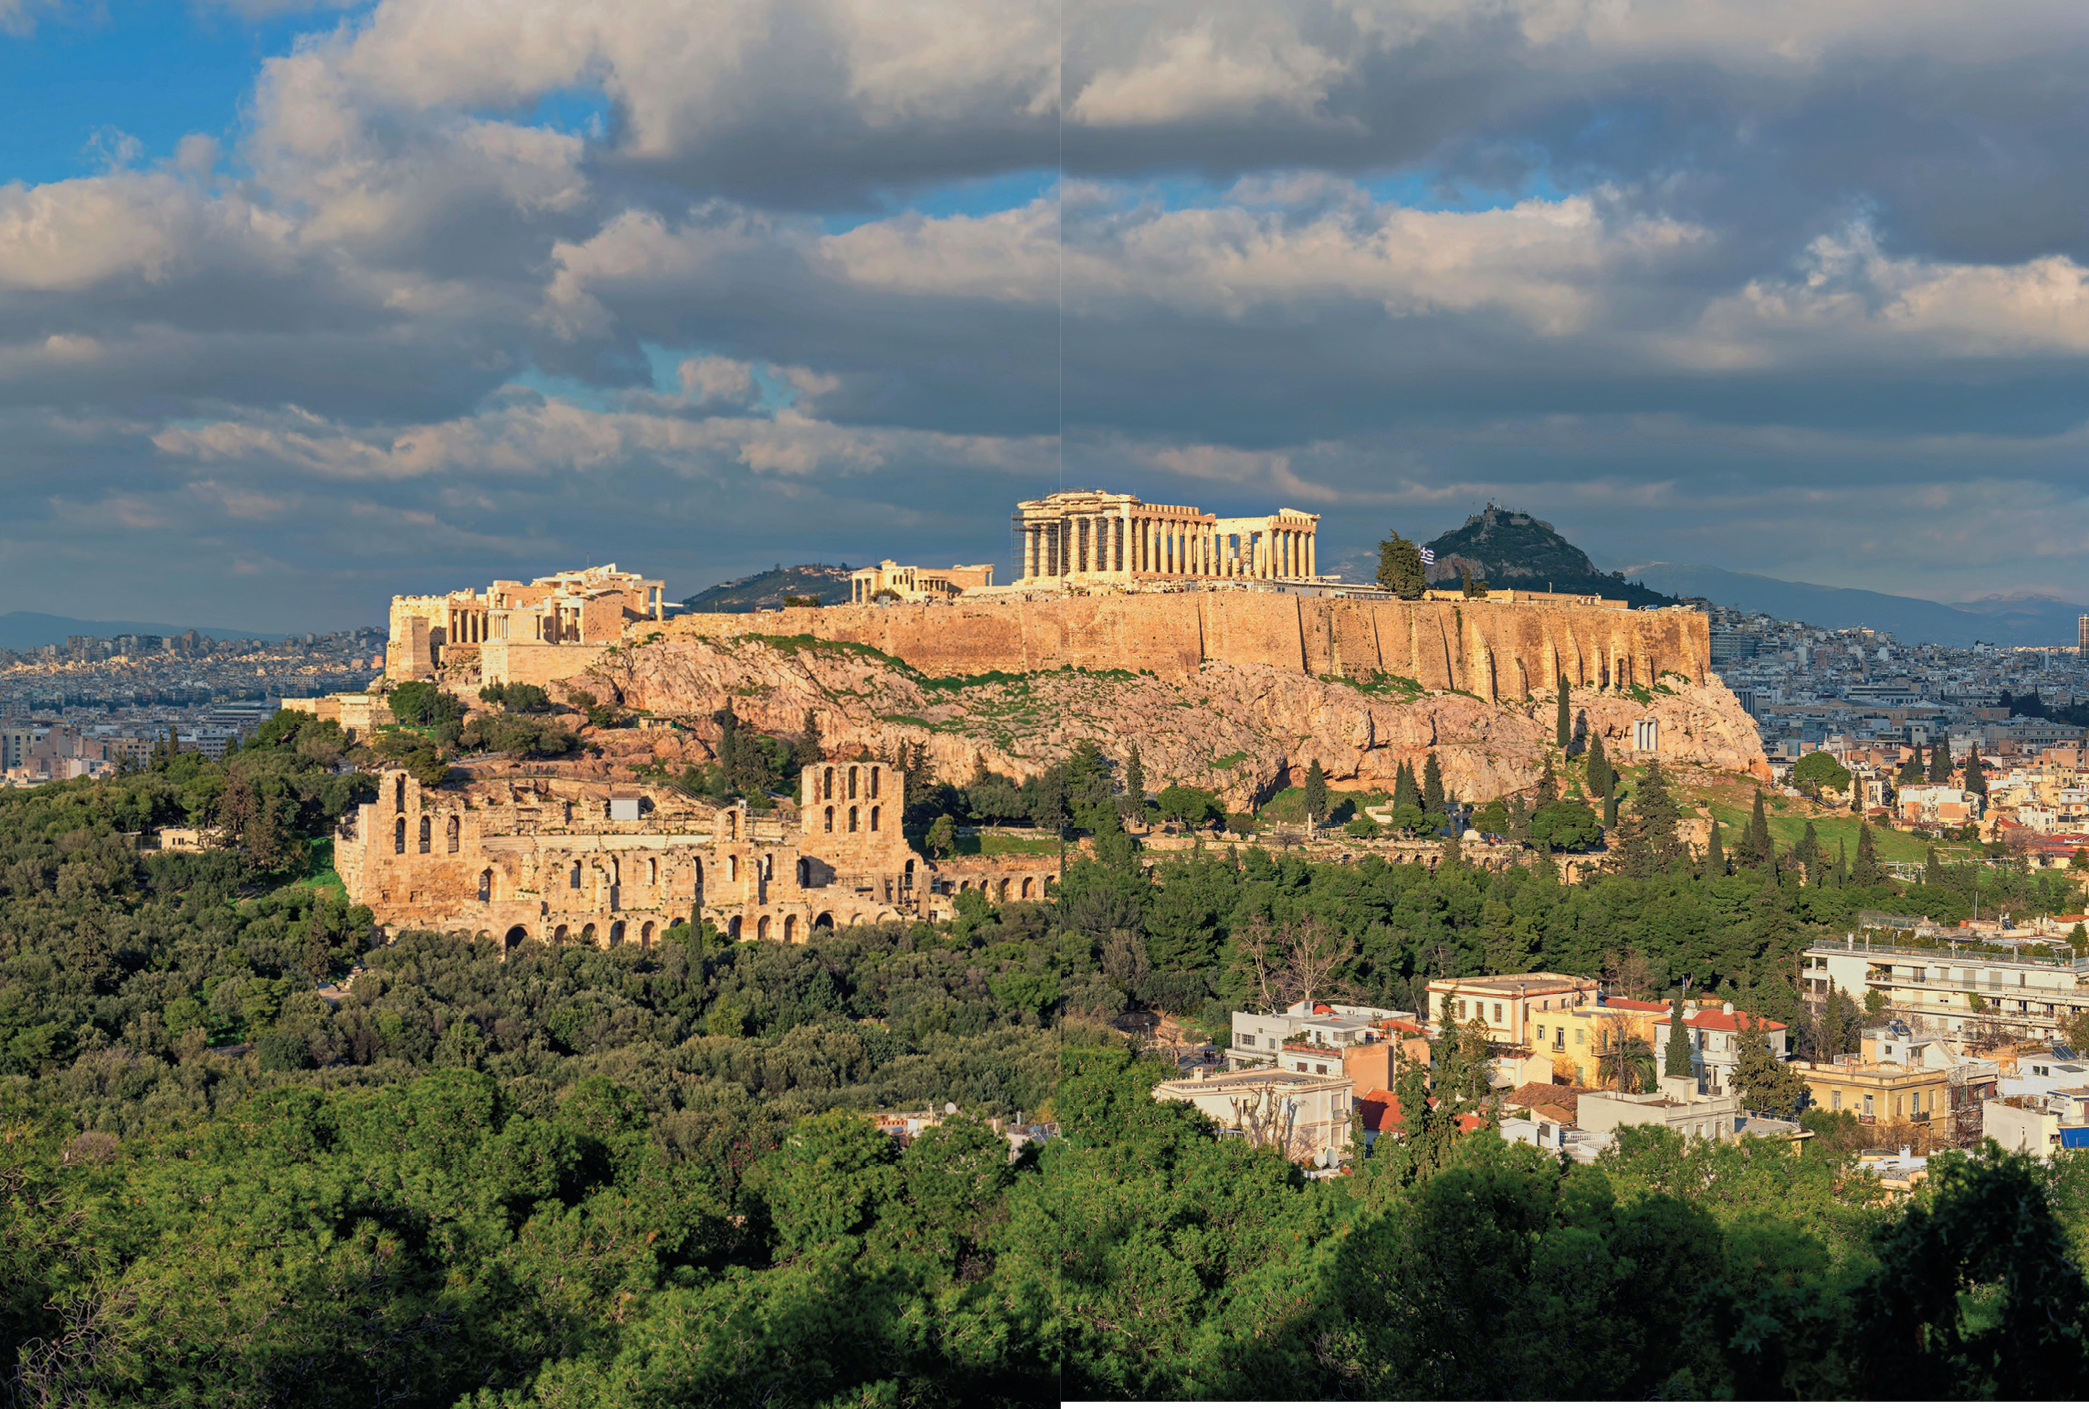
{"left": 1012, "top": 490, "right": 1320, "bottom": 586}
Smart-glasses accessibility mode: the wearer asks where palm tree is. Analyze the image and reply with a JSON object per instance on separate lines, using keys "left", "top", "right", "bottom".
{"left": 1595, "top": 1016, "right": 1657, "bottom": 1093}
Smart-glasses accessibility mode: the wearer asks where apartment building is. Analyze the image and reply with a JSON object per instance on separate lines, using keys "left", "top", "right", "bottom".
{"left": 1805, "top": 932, "right": 2089, "bottom": 1044}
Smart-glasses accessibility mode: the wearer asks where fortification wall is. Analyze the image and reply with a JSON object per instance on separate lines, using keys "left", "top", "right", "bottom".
{"left": 660, "top": 592, "right": 1707, "bottom": 698}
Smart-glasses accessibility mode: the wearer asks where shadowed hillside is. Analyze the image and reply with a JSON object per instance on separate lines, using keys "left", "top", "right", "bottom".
{"left": 1425, "top": 506, "right": 1677, "bottom": 608}
{"left": 681, "top": 563, "right": 856, "bottom": 613}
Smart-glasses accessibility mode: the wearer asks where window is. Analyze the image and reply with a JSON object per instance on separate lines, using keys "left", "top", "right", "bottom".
{"left": 823, "top": 767, "right": 833, "bottom": 800}
{"left": 1831, "top": 1090, "right": 1841, "bottom": 1111}
{"left": 393, "top": 817, "right": 405, "bottom": 854}
{"left": 871, "top": 767, "right": 879, "bottom": 799}
{"left": 1863, "top": 1094, "right": 1874, "bottom": 1119}
{"left": 1240, "top": 1034, "right": 1255, "bottom": 1046}
{"left": 849, "top": 766, "right": 858, "bottom": 799}
{"left": 1536, "top": 1025, "right": 1545, "bottom": 1041}
{"left": 1493, "top": 1003, "right": 1503, "bottom": 1022}
{"left": 394, "top": 775, "right": 405, "bottom": 813}
{"left": 848, "top": 806, "right": 858, "bottom": 832}
{"left": 1314, "top": 1064, "right": 1327, "bottom": 1076}
{"left": 446, "top": 815, "right": 460, "bottom": 853}
{"left": 568, "top": 862, "right": 581, "bottom": 889}
{"left": 727, "top": 855, "right": 738, "bottom": 883}
{"left": 1575, "top": 1028, "right": 1585, "bottom": 1047}
{"left": 1457, "top": 1000, "right": 1468, "bottom": 1019}
{"left": 648, "top": 857, "right": 658, "bottom": 885}
{"left": 418, "top": 816, "right": 431, "bottom": 853}
{"left": 824, "top": 806, "right": 834, "bottom": 833}
{"left": 870, "top": 806, "right": 880, "bottom": 832}
{"left": 478, "top": 870, "right": 491, "bottom": 902}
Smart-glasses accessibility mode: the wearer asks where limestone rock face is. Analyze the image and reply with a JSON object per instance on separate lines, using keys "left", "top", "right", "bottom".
{"left": 577, "top": 635, "right": 1765, "bottom": 805}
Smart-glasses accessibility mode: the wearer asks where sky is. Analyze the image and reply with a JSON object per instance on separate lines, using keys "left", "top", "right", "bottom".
{"left": 6, "top": 1, "right": 2089, "bottom": 631}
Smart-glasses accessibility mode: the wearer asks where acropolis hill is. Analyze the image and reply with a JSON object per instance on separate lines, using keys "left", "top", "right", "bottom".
{"left": 368, "top": 493, "right": 1765, "bottom": 809}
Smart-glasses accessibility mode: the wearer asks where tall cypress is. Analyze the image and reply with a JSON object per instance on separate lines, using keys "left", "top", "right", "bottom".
{"left": 1664, "top": 989, "right": 1695, "bottom": 1079}
{"left": 1705, "top": 816, "right": 1725, "bottom": 876}
{"left": 1746, "top": 790, "right": 1772, "bottom": 868}
{"left": 1421, "top": 752, "right": 1445, "bottom": 816}
{"left": 1853, "top": 821, "right": 1882, "bottom": 887}
{"left": 1586, "top": 732, "right": 1612, "bottom": 801}
{"left": 1124, "top": 744, "right": 1146, "bottom": 812}
{"left": 1836, "top": 839, "right": 1849, "bottom": 887}
{"left": 1603, "top": 791, "right": 1618, "bottom": 830}
{"left": 1929, "top": 743, "right": 1950, "bottom": 784}
{"left": 1303, "top": 759, "right": 1328, "bottom": 827}
{"left": 1394, "top": 761, "right": 1419, "bottom": 810}
{"left": 1963, "top": 750, "right": 1988, "bottom": 799}
{"left": 1556, "top": 676, "right": 1572, "bottom": 750}
{"left": 1924, "top": 844, "right": 1939, "bottom": 887}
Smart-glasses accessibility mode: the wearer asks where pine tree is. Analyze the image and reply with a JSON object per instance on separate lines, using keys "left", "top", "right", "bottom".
{"left": 1631, "top": 759, "right": 1683, "bottom": 866}
{"left": 1442, "top": 828, "right": 1463, "bottom": 869}
{"left": 1421, "top": 752, "right": 1445, "bottom": 816}
{"left": 1586, "top": 732, "right": 1612, "bottom": 801}
{"left": 1124, "top": 744, "right": 1146, "bottom": 812}
{"left": 1705, "top": 816, "right": 1725, "bottom": 876}
{"left": 1664, "top": 989, "right": 1695, "bottom": 1079}
{"left": 1302, "top": 759, "right": 1328, "bottom": 828}
{"left": 1556, "top": 676, "right": 1572, "bottom": 750}
{"left": 1394, "top": 761, "right": 1419, "bottom": 810}
{"left": 1375, "top": 531, "right": 1427, "bottom": 599}
{"left": 1963, "top": 750, "right": 1988, "bottom": 798}
{"left": 1898, "top": 745, "right": 1926, "bottom": 785}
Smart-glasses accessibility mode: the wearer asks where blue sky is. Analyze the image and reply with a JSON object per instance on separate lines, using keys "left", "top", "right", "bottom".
{"left": 4, "top": 1, "right": 2089, "bottom": 632}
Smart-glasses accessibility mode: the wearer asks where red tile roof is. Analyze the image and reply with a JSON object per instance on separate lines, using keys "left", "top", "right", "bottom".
{"left": 1599, "top": 999, "right": 1669, "bottom": 1012}
{"left": 1357, "top": 1088, "right": 1483, "bottom": 1135}
{"left": 1682, "top": 1009, "right": 1787, "bottom": 1033}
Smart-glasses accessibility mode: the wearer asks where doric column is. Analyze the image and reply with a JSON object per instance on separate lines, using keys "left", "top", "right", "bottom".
{"left": 1307, "top": 533, "right": 1317, "bottom": 579}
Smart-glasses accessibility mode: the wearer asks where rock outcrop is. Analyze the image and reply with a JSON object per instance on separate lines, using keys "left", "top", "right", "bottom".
{"left": 572, "top": 632, "right": 1766, "bottom": 805}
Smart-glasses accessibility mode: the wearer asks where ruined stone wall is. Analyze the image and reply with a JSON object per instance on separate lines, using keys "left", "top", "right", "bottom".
{"left": 479, "top": 640, "right": 613, "bottom": 690}
{"left": 660, "top": 592, "right": 1708, "bottom": 697}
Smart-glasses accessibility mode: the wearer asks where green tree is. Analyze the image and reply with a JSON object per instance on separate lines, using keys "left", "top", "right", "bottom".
{"left": 1732, "top": 1029, "right": 1805, "bottom": 1115}
{"left": 1664, "top": 989, "right": 1695, "bottom": 1079}
{"left": 1853, "top": 821, "right": 1883, "bottom": 887}
{"left": 924, "top": 814, "right": 958, "bottom": 859}
{"left": 1963, "top": 750, "right": 1987, "bottom": 799}
{"left": 1929, "top": 743, "right": 1951, "bottom": 784}
{"left": 1791, "top": 751, "right": 1852, "bottom": 800}
{"left": 1704, "top": 817, "right": 1725, "bottom": 876}
{"left": 1302, "top": 759, "right": 1328, "bottom": 829}
{"left": 1421, "top": 752, "right": 1445, "bottom": 817}
{"left": 794, "top": 708, "right": 823, "bottom": 773}
{"left": 1530, "top": 799, "right": 1603, "bottom": 851}
{"left": 1556, "top": 676, "right": 1572, "bottom": 750}
{"left": 1393, "top": 761, "right": 1419, "bottom": 811}
{"left": 1585, "top": 731, "right": 1612, "bottom": 802}
{"left": 1898, "top": 746, "right": 1926, "bottom": 784}
{"left": 1123, "top": 743, "right": 1146, "bottom": 814}
{"left": 1610, "top": 759, "right": 1683, "bottom": 879}
{"left": 1472, "top": 797, "right": 1509, "bottom": 836}
{"left": 1155, "top": 785, "right": 1224, "bottom": 829}
{"left": 1459, "top": 565, "right": 1489, "bottom": 598}
{"left": 1375, "top": 531, "right": 1427, "bottom": 599}
{"left": 1740, "top": 790, "right": 1772, "bottom": 868}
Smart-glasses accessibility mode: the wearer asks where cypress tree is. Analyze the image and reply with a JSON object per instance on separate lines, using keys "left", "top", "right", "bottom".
{"left": 1394, "top": 761, "right": 1419, "bottom": 810}
{"left": 1705, "top": 816, "right": 1725, "bottom": 876}
{"left": 1303, "top": 759, "right": 1328, "bottom": 828}
{"left": 1586, "top": 732, "right": 1612, "bottom": 801}
{"left": 1836, "top": 838, "right": 1849, "bottom": 887}
{"left": 1603, "top": 791, "right": 1618, "bottom": 830}
{"left": 1746, "top": 790, "right": 1772, "bottom": 868}
{"left": 1124, "top": 743, "right": 1146, "bottom": 812}
{"left": 1632, "top": 759, "right": 1683, "bottom": 866}
{"left": 1535, "top": 759, "right": 1559, "bottom": 808}
{"left": 1664, "top": 989, "right": 1695, "bottom": 1079}
{"left": 1853, "top": 821, "right": 1882, "bottom": 886}
{"left": 1556, "top": 676, "right": 1572, "bottom": 750}
{"left": 1929, "top": 743, "right": 1950, "bottom": 784}
{"left": 1924, "top": 843, "right": 1939, "bottom": 887}
{"left": 1797, "top": 820, "right": 1820, "bottom": 877}
{"left": 1963, "top": 750, "right": 1988, "bottom": 798}
{"left": 1421, "top": 752, "right": 1445, "bottom": 816}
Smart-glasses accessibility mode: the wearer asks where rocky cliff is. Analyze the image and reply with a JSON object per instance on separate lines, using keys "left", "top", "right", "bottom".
{"left": 575, "top": 632, "right": 1766, "bottom": 805}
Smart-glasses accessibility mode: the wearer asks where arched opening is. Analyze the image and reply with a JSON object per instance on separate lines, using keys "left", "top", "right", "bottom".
{"left": 848, "top": 913, "right": 865, "bottom": 927}
{"left": 727, "top": 812, "right": 738, "bottom": 840}
{"left": 796, "top": 858, "right": 809, "bottom": 886}
{"left": 870, "top": 766, "right": 880, "bottom": 799}
{"left": 848, "top": 806, "right": 858, "bottom": 833}
{"left": 870, "top": 806, "right": 880, "bottom": 832}
{"left": 393, "top": 817, "right": 406, "bottom": 855}
{"left": 478, "top": 869, "right": 492, "bottom": 902}
{"left": 610, "top": 857, "right": 621, "bottom": 885}
{"left": 728, "top": 915, "right": 742, "bottom": 941}
{"left": 756, "top": 915, "right": 771, "bottom": 942}
{"left": 904, "top": 858, "right": 916, "bottom": 889}
{"left": 580, "top": 922, "right": 597, "bottom": 944}
{"left": 504, "top": 925, "right": 528, "bottom": 949}
{"left": 848, "top": 766, "right": 858, "bottom": 799}
{"left": 569, "top": 861, "right": 582, "bottom": 889}
{"left": 418, "top": 815, "right": 432, "bottom": 853}
{"left": 1021, "top": 876, "right": 1033, "bottom": 899}
{"left": 783, "top": 915, "right": 797, "bottom": 943}
{"left": 998, "top": 879, "right": 1010, "bottom": 901}
{"left": 647, "top": 857, "right": 658, "bottom": 885}
{"left": 727, "top": 855, "right": 739, "bottom": 883}
{"left": 823, "top": 766, "right": 833, "bottom": 800}
{"left": 824, "top": 806, "right": 834, "bottom": 833}
{"left": 394, "top": 775, "right": 405, "bottom": 812}
{"left": 446, "top": 814, "right": 460, "bottom": 853}
{"left": 553, "top": 924, "right": 570, "bottom": 943}
{"left": 814, "top": 912, "right": 834, "bottom": 931}
{"left": 640, "top": 920, "right": 655, "bottom": 947}
{"left": 693, "top": 856, "right": 704, "bottom": 889}
{"left": 609, "top": 920, "right": 625, "bottom": 945}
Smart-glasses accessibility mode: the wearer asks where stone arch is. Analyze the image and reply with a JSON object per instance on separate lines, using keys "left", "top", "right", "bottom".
{"left": 756, "top": 915, "right": 771, "bottom": 942}
{"left": 870, "top": 805, "right": 880, "bottom": 832}
{"left": 727, "top": 812, "right": 738, "bottom": 840}
{"left": 478, "top": 869, "right": 492, "bottom": 902}
{"left": 1020, "top": 876, "right": 1033, "bottom": 899}
{"left": 783, "top": 915, "right": 797, "bottom": 943}
{"left": 693, "top": 856, "right": 704, "bottom": 888}
{"left": 553, "top": 924, "right": 570, "bottom": 942}
{"left": 728, "top": 915, "right": 743, "bottom": 941}
{"left": 581, "top": 922, "right": 597, "bottom": 943}
{"left": 569, "top": 860, "right": 582, "bottom": 889}
{"left": 998, "top": 878, "right": 1010, "bottom": 901}
{"left": 796, "top": 858, "right": 809, "bottom": 886}
{"left": 610, "top": 857, "right": 621, "bottom": 886}
{"left": 848, "top": 913, "right": 866, "bottom": 927}
{"left": 394, "top": 775, "right": 405, "bottom": 812}
{"left": 870, "top": 766, "right": 880, "bottom": 799}
{"left": 823, "top": 766, "right": 834, "bottom": 800}
{"left": 418, "top": 815, "right": 432, "bottom": 853}
{"left": 504, "top": 925, "right": 528, "bottom": 949}
{"left": 849, "top": 766, "right": 859, "bottom": 799}
{"left": 446, "top": 814, "right": 460, "bottom": 852}
{"left": 727, "top": 855, "right": 739, "bottom": 883}
{"left": 647, "top": 856, "right": 658, "bottom": 885}
{"left": 609, "top": 920, "right": 625, "bottom": 946}
{"left": 814, "top": 911, "right": 835, "bottom": 931}
{"left": 848, "top": 806, "right": 858, "bottom": 832}
{"left": 824, "top": 806, "right": 835, "bottom": 832}
{"left": 876, "top": 911, "right": 897, "bottom": 924}
{"left": 640, "top": 920, "right": 655, "bottom": 947}
{"left": 394, "top": 816, "right": 406, "bottom": 855}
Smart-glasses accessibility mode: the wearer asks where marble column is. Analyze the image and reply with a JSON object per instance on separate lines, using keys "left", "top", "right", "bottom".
{"left": 1307, "top": 533, "right": 1316, "bottom": 579}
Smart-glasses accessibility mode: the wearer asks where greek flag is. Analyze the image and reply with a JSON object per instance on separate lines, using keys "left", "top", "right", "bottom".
{"left": 1418, "top": 546, "right": 1435, "bottom": 566}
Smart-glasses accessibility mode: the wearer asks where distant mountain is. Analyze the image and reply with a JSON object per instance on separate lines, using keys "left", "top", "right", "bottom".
{"left": 682, "top": 564, "right": 857, "bottom": 614}
{"left": 0, "top": 612, "right": 290, "bottom": 653}
{"left": 1623, "top": 564, "right": 2088, "bottom": 648}
{"left": 1422, "top": 506, "right": 1679, "bottom": 608}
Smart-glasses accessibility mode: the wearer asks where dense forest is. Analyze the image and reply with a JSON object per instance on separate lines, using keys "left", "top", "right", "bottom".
{"left": 4, "top": 718, "right": 2089, "bottom": 1400}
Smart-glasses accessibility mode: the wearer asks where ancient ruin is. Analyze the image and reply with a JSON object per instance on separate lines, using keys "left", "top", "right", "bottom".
{"left": 1012, "top": 489, "right": 1321, "bottom": 585}
{"left": 848, "top": 560, "right": 996, "bottom": 604}
{"left": 334, "top": 760, "right": 1058, "bottom": 945}
{"left": 386, "top": 564, "right": 667, "bottom": 681}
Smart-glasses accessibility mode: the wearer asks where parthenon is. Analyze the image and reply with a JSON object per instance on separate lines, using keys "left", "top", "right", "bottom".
{"left": 1012, "top": 490, "right": 1320, "bottom": 586}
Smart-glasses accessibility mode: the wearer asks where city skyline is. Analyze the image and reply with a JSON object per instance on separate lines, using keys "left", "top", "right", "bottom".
{"left": 6, "top": 3, "right": 2089, "bottom": 630}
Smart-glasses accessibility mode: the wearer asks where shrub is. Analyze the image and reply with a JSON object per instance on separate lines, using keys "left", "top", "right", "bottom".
{"left": 256, "top": 1029, "right": 315, "bottom": 1072}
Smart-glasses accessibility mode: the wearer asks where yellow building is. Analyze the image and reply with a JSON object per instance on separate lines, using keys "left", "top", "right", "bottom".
{"left": 1793, "top": 1056, "right": 1949, "bottom": 1126}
